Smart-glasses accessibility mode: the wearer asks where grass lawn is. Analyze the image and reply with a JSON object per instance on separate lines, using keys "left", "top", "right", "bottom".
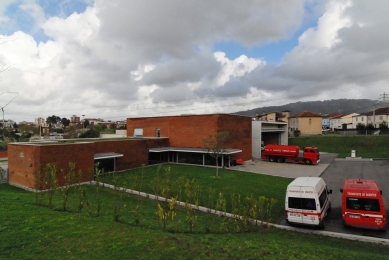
{"left": 101, "top": 128, "right": 116, "bottom": 134}
{"left": 99, "top": 164, "right": 292, "bottom": 223}
{"left": 289, "top": 135, "right": 389, "bottom": 158}
{"left": 2, "top": 183, "right": 389, "bottom": 259}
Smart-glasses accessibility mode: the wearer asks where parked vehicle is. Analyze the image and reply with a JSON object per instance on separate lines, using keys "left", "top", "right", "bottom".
{"left": 261, "top": 144, "right": 320, "bottom": 165}
{"left": 285, "top": 177, "right": 332, "bottom": 229}
{"left": 340, "top": 179, "right": 387, "bottom": 231}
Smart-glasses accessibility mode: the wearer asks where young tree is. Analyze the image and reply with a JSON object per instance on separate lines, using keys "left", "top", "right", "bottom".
{"left": 61, "top": 118, "right": 70, "bottom": 128}
{"left": 202, "top": 131, "right": 229, "bottom": 178}
{"left": 79, "top": 129, "right": 100, "bottom": 138}
{"left": 366, "top": 123, "right": 375, "bottom": 130}
{"left": 379, "top": 120, "right": 388, "bottom": 129}
{"left": 46, "top": 115, "right": 61, "bottom": 125}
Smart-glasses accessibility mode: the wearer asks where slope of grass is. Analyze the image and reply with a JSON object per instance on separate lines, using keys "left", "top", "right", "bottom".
{"left": 1, "top": 183, "right": 389, "bottom": 259}
{"left": 289, "top": 135, "right": 389, "bottom": 158}
{"left": 100, "top": 164, "right": 292, "bottom": 222}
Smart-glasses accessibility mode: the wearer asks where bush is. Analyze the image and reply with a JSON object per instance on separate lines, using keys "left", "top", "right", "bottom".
{"left": 79, "top": 129, "right": 100, "bottom": 138}
{"left": 293, "top": 130, "right": 301, "bottom": 137}
{"left": 0, "top": 141, "right": 9, "bottom": 151}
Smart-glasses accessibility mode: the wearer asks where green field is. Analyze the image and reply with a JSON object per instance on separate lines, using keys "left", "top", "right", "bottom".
{"left": 2, "top": 164, "right": 389, "bottom": 259}
{"left": 289, "top": 135, "right": 389, "bottom": 158}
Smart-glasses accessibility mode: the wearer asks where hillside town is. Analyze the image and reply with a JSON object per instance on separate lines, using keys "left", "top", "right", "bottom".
{"left": 1, "top": 102, "right": 388, "bottom": 143}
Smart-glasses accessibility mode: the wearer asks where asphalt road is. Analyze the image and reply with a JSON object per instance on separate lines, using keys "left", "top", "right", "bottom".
{"left": 234, "top": 154, "right": 389, "bottom": 239}
{"left": 278, "top": 158, "right": 389, "bottom": 239}
{"left": 320, "top": 159, "right": 389, "bottom": 238}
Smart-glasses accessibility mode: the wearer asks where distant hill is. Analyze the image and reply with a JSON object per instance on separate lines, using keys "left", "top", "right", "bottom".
{"left": 233, "top": 99, "right": 379, "bottom": 117}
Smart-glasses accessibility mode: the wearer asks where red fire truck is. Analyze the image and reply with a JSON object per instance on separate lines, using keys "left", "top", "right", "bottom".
{"left": 340, "top": 179, "right": 387, "bottom": 230}
{"left": 261, "top": 144, "right": 320, "bottom": 165}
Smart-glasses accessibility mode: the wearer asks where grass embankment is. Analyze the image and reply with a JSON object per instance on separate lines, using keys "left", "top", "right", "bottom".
{"left": 2, "top": 179, "right": 389, "bottom": 259}
{"left": 100, "top": 164, "right": 291, "bottom": 222}
{"left": 289, "top": 135, "right": 389, "bottom": 158}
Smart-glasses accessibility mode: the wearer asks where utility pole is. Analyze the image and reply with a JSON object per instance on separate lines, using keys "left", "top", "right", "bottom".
{"left": 379, "top": 92, "right": 389, "bottom": 108}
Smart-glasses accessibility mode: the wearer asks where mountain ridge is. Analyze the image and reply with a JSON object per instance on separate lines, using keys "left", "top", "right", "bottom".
{"left": 233, "top": 99, "right": 380, "bottom": 117}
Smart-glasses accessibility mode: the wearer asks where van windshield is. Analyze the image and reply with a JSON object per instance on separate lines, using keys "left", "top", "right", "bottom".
{"left": 346, "top": 197, "right": 380, "bottom": 212}
{"left": 288, "top": 197, "right": 317, "bottom": 210}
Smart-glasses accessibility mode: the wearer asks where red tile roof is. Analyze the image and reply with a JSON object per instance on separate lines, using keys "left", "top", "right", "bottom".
{"left": 289, "top": 110, "right": 322, "bottom": 118}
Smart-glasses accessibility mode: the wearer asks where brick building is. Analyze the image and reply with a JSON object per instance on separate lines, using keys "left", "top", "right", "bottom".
{"left": 127, "top": 114, "right": 252, "bottom": 167}
{"left": 8, "top": 114, "right": 253, "bottom": 190}
{"left": 8, "top": 138, "right": 169, "bottom": 189}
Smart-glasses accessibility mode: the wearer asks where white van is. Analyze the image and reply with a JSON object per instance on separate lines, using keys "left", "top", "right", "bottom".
{"left": 285, "top": 177, "right": 332, "bottom": 229}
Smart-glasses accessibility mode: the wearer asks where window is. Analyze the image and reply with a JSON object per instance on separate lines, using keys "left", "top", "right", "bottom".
{"left": 318, "top": 189, "right": 328, "bottom": 209}
{"left": 356, "top": 117, "right": 358, "bottom": 122}
{"left": 134, "top": 128, "right": 143, "bottom": 137}
{"left": 346, "top": 198, "right": 380, "bottom": 211}
{"left": 362, "top": 117, "right": 364, "bottom": 121}
{"left": 156, "top": 128, "right": 160, "bottom": 137}
{"left": 288, "top": 197, "right": 317, "bottom": 210}
{"left": 379, "top": 116, "right": 383, "bottom": 120}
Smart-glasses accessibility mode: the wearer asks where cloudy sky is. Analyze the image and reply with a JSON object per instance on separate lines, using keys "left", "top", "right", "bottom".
{"left": 0, "top": 0, "right": 388, "bottom": 122}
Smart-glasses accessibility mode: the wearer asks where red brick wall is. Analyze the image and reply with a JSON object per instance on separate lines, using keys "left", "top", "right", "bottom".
{"left": 92, "top": 138, "right": 169, "bottom": 170}
{"left": 8, "top": 138, "right": 170, "bottom": 190}
{"left": 127, "top": 114, "right": 252, "bottom": 160}
{"left": 0, "top": 151, "right": 7, "bottom": 158}
{"left": 8, "top": 143, "right": 95, "bottom": 189}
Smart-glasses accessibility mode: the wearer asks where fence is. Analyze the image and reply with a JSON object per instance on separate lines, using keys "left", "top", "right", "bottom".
{"left": 330, "top": 129, "right": 389, "bottom": 136}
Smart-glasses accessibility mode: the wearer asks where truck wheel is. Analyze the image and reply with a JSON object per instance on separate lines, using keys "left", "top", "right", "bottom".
{"left": 304, "top": 159, "right": 312, "bottom": 165}
{"left": 269, "top": 156, "right": 276, "bottom": 162}
{"left": 277, "top": 157, "right": 285, "bottom": 163}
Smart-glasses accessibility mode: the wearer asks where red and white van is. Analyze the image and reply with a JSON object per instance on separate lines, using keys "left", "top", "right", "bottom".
{"left": 340, "top": 179, "right": 387, "bottom": 230}
{"left": 285, "top": 177, "right": 332, "bottom": 229}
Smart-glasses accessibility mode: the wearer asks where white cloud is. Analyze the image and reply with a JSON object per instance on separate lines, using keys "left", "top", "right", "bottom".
{"left": 1, "top": 0, "right": 389, "bottom": 122}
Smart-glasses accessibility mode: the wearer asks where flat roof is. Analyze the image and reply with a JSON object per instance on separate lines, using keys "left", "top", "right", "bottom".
{"left": 94, "top": 152, "right": 124, "bottom": 159}
{"left": 149, "top": 147, "right": 242, "bottom": 154}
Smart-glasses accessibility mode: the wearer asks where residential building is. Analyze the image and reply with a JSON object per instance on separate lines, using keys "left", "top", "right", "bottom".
{"left": 322, "top": 113, "right": 342, "bottom": 129}
{"left": 330, "top": 114, "right": 345, "bottom": 130}
{"left": 352, "top": 113, "right": 368, "bottom": 129}
{"left": 288, "top": 110, "right": 322, "bottom": 136}
{"left": 365, "top": 107, "right": 389, "bottom": 128}
{"left": 330, "top": 113, "right": 359, "bottom": 130}
{"left": 70, "top": 115, "right": 80, "bottom": 124}
{"left": 254, "top": 110, "right": 290, "bottom": 123}
{"left": 34, "top": 117, "right": 48, "bottom": 127}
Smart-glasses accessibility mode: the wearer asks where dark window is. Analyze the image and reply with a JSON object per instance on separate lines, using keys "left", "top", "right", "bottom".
{"left": 318, "top": 189, "right": 328, "bottom": 208}
{"left": 288, "top": 197, "right": 316, "bottom": 210}
{"left": 288, "top": 197, "right": 301, "bottom": 209}
{"left": 346, "top": 198, "right": 380, "bottom": 211}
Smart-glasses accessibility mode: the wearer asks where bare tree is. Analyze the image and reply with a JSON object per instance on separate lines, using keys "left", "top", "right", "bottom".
{"left": 202, "top": 131, "right": 229, "bottom": 178}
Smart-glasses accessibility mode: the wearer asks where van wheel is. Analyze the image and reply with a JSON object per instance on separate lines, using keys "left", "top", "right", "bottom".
{"left": 318, "top": 219, "right": 326, "bottom": 229}
{"left": 342, "top": 220, "right": 349, "bottom": 228}
{"left": 269, "top": 156, "right": 276, "bottom": 162}
{"left": 277, "top": 157, "right": 285, "bottom": 163}
{"left": 304, "top": 159, "right": 312, "bottom": 165}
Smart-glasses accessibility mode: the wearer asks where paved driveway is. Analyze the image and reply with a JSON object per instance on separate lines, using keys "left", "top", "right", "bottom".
{"left": 320, "top": 159, "right": 389, "bottom": 238}
{"left": 232, "top": 154, "right": 389, "bottom": 239}
{"left": 229, "top": 152, "right": 338, "bottom": 179}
